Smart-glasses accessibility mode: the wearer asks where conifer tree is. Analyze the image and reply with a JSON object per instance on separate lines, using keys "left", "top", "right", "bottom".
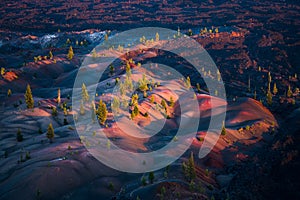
{"left": 267, "top": 90, "right": 272, "bottom": 105}
{"left": 188, "top": 152, "right": 196, "bottom": 180}
{"left": 24, "top": 84, "right": 34, "bottom": 109}
{"left": 47, "top": 123, "right": 54, "bottom": 143}
{"left": 133, "top": 105, "right": 139, "bottom": 117}
{"left": 150, "top": 95, "right": 155, "bottom": 104}
{"left": 186, "top": 76, "right": 191, "bottom": 89}
{"left": 97, "top": 100, "right": 107, "bottom": 125}
{"left": 112, "top": 97, "right": 120, "bottom": 113}
{"left": 82, "top": 83, "right": 89, "bottom": 102}
{"left": 138, "top": 74, "right": 149, "bottom": 92}
{"left": 131, "top": 94, "right": 139, "bottom": 106}
{"left": 161, "top": 99, "right": 167, "bottom": 111}
{"left": 287, "top": 85, "right": 293, "bottom": 97}
{"left": 92, "top": 49, "right": 97, "bottom": 58}
{"left": 109, "top": 65, "right": 114, "bottom": 75}
{"left": 273, "top": 83, "right": 278, "bottom": 95}
{"left": 57, "top": 88, "right": 61, "bottom": 105}
{"left": 7, "top": 89, "right": 12, "bottom": 97}
{"left": 196, "top": 83, "right": 201, "bottom": 93}
{"left": 16, "top": 128, "right": 23, "bottom": 142}
{"left": 221, "top": 121, "right": 226, "bottom": 135}
{"left": 91, "top": 101, "right": 96, "bottom": 123}
{"left": 119, "top": 82, "right": 125, "bottom": 96}
{"left": 80, "top": 101, "right": 85, "bottom": 115}
{"left": 177, "top": 27, "right": 181, "bottom": 37}
{"left": 268, "top": 72, "right": 272, "bottom": 91}
{"left": 126, "top": 62, "right": 131, "bottom": 77}
{"left": 217, "top": 71, "right": 221, "bottom": 82}
{"left": 0, "top": 67, "right": 5, "bottom": 76}
{"left": 52, "top": 107, "right": 58, "bottom": 116}
{"left": 49, "top": 51, "right": 53, "bottom": 59}
{"left": 67, "top": 46, "right": 74, "bottom": 60}
{"left": 169, "top": 96, "right": 174, "bottom": 107}
{"left": 124, "top": 77, "right": 133, "bottom": 91}
{"left": 148, "top": 172, "right": 154, "bottom": 184}
{"left": 155, "top": 32, "right": 159, "bottom": 42}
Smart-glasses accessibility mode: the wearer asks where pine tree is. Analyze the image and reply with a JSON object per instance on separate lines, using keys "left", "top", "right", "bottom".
{"left": 131, "top": 94, "right": 139, "bottom": 106}
{"left": 217, "top": 71, "right": 221, "bottom": 82}
{"left": 109, "top": 65, "right": 114, "bottom": 75}
{"left": 169, "top": 96, "right": 174, "bottom": 107}
{"left": 138, "top": 74, "right": 149, "bottom": 92}
{"left": 148, "top": 172, "right": 154, "bottom": 184}
{"left": 119, "top": 82, "right": 125, "bottom": 96}
{"left": 150, "top": 95, "right": 155, "bottom": 103}
{"left": 16, "top": 128, "right": 23, "bottom": 142}
{"left": 161, "top": 99, "right": 167, "bottom": 111}
{"left": 112, "top": 97, "right": 120, "bottom": 113}
{"left": 221, "top": 121, "right": 226, "bottom": 135}
{"left": 126, "top": 62, "right": 131, "bottom": 77}
{"left": 267, "top": 90, "right": 272, "bottom": 105}
{"left": 287, "top": 85, "right": 293, "bottom": 97}
{"left": 215, "top": 28, "right": 219, "bottom": 33}
{"left": 80, "top": 101, "right": 85, "bottom": 115}
{"left": 121, "top": 98, "right": 129, "bottom": 109}
{"left": 141, "top": 176, "right": 147, "bottom": 186}
{"left": 126, "top": 78, "right": 133, "bottom": 91}
{"left": 268, "top": 72, "right": 272, "bottom": 91}
{"left": 24, "top": 84, "right": 34, "bottom": 109}
{"left": 273, "top": 83, "right": 278, "bottom": 95}
{"left": 91, "top": 101, "right": 96, "bottom": 123}
{"left": 97, "top": 100, "right": 107, "bottom": 125}
{"left": 91, "top": 49, "right": 97, "bottom": 58}
{"left": 155, "top": 32, "right": 159, "bottom": 42}
{"left": 177, "top": 27, "right": 181, "bottom": 37}
{"left": 49, "top": 51, "right": 53, "bottom": 59}
{"left": 0, "top": 67, "right": 5, "bottom": 76}
{"left": 186, "top": 76, "right": 191, "bottom": 89}
{"left": 57, "top": 88, "right": 61, "bottom": 105}
{"left": 7, "top": 89, "right": 12, "bottom": 97}
{"left": 52, "top": 107, "right": 58, "bottom": 116}
{"left": 47, "top": 123, "right": 54, "bottom": 143}
{"left": 67, "top": 46, "right": 74, "bottom": 60}
{"left": 81, "top": 83, "right": 89, "bottom": 102}
{"left": 188, "top": 152, "right": 196, "bottom": 180}
{"left": 196, "top": 83, "right": 201, "bottom": 93}
{"left": 133, "top": 105, "right": 139, "bottom": 117}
